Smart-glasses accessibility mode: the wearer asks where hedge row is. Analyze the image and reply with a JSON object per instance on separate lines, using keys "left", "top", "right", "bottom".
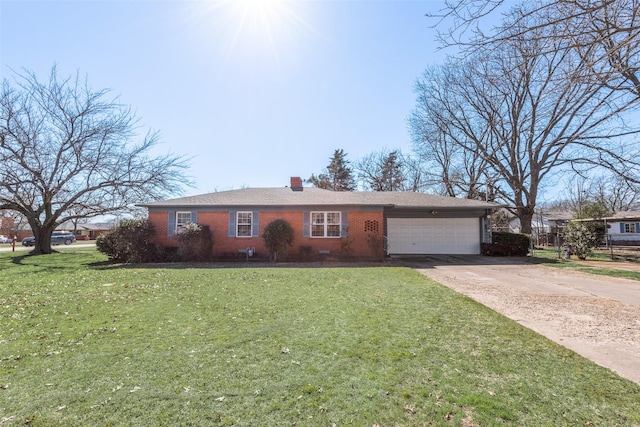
{"left": 96, "top": 219, "right": 213, "bottom": 263}
{"left": 481, "top": 232, "right": 530, "bottom": 256}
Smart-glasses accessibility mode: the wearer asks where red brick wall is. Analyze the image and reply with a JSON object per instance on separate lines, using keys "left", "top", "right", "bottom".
{"left": 149, "top": 211, "right": 172, "bottom": 246}
{"left": 148, "top": 209, "right": 385, "bottom": 258}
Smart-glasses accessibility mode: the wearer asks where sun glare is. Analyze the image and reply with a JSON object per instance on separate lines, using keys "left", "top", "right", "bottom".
{"left": 193, "top": 0, "right": 315, "bottom": 63}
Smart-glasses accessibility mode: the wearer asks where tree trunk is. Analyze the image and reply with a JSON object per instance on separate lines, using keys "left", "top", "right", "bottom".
{"left": 518, "top": 206, "right": 534, "bottom": 235}
{"left": 31, "top": 226, "right": 55, "bottom": 255}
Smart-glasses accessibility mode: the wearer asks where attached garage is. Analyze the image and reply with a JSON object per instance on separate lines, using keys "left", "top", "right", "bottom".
{"left": 386, "top": 217, "right": 482, "bottom": 255}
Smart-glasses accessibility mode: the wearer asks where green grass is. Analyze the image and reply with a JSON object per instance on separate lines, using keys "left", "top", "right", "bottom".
{"left": 531, "top": 248, "right": 640, "bottom": 281}
{"left": 1, "top": 249, "right": 639, "bottom": 426}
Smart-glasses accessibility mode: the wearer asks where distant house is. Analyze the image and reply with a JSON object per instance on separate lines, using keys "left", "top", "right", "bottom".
{"left": 508, "top": 211, "right": 572, "bottom": 246}
{"left": 0, "top": 215, "right": 31, "bottom": 241}
{"left": 140, "top": 177, "right": 500, "bottom": 259}
{"left": 56, "top": 221, "right": 116, "bottom": 240}
{"left": 1, "top": 218, "right": 115, "bottom": 241}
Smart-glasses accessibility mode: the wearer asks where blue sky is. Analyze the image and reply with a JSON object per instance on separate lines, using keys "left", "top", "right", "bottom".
{"left": 1, "top": 0, "right": 449, "bottom": 196}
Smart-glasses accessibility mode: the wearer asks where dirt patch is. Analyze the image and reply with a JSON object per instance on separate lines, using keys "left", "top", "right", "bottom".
{"left": 408, "top": 258, "right": 640, "bottom": 385}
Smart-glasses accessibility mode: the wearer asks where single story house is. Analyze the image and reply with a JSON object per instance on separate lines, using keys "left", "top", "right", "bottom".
{"left": 508, "top": 211, "right": 572, "bottom": 234}
{"left": 57, "top": 221, "right": 116, "bottom": 240}
{"left": 141, "top": 177, "right": 500, "bottom": 259}
{"left": 598, "top": 211, "right": 640, "bottom": 245}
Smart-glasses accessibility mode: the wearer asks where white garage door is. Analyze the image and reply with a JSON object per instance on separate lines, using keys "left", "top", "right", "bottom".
{"left": 387, "top": 218, "right": 480, "bottom": 255}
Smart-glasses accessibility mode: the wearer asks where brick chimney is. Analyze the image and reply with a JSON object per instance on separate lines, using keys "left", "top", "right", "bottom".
{"left": 290, "top": 176, "right": 303, "bottom": 191}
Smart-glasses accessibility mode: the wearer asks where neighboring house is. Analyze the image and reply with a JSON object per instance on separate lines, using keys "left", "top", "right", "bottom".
{"left": 507, "top": 211, "right": 572, "bottom": 246}
{"left": 531, "top": 211, "right": 573, "bottom": 246}
{"left": 599, "top": 211, "right": 640, "bottom": 245}
{"left": 0, "top": 217, "right": 115, "bottom": 241}
{"left": 508, "top": 211, "right": 572, "bottom": 234}
{"left": 141, "top": 177, "right": 500, "bottom": 259}
{"left": 57, "top": 222, "right": 116, "bottom": 240}
{"left": 0, "top": 217, "right": 32, "bottom": 241}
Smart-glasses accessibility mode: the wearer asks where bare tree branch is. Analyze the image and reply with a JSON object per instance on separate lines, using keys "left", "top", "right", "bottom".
{"left": 411, "top": 14, "right": 640, "bottom": 233}
{"left": 0, "top": 66, "right": 190, "bottom": 254}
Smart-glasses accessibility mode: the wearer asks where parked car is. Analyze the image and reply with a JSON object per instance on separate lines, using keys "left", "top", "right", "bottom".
{"left": 22, "top": 232, "right": 76, "bottom": 246}
{"left": 52, "top": 232, "right": 76, "bottom": 245}
{"left": 21, "top": 236, "right": 35, "bottom": 246}
{"left": 0, "top": 235, "right": 13, "bottom": 244}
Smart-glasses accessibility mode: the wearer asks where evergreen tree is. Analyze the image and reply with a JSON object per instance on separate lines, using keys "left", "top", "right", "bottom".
{"left": 307, "top": 149, "right": 356, "bottom": 191}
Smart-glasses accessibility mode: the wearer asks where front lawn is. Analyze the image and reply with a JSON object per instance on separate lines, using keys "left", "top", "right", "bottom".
{"left": 532, "top": 248, "right": 640, "bottom": 281}
{"left": 1, "top": 249, "right": 638, "bottom": 426}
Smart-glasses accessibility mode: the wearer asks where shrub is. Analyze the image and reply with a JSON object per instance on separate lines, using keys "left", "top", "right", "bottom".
{"left": 96, "top": 219, "right": 158, "bottom": 263}
{"left": 564, "top": 222, "right": 602, "bottom": 260}
{"left": 262, "top": 219, "right": 294, "bottom": 262}
{"left": 176, "top": 223, "right": 213, "bottom": 262}
{"left": 482, "top": 242, "right": 523, "bottom": 256}
{"left": 482, "top": 232, "right": 530, "bottom": 256}
{"left": 366, "top": 232, "right": 385, "bottom": 261}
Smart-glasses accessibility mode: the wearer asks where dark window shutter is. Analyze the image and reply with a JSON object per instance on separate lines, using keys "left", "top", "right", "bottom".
{"left": 303, "top": 211, "right": 310, "bottom": 237}
{"left": 252, "top": 211, "right": 260, "bottom": 237}
{"left": 191, "top": 210, "right": 198, "bottom": 224}
{"left": 620, "top": 223, "right": 625, "bottom": 233}
{"left": 636, "top": 222, "right": 640, "bottom": 233}
{"left": 168, "top": 211, "right": 175, "bottom": 237}
{"left": 341, "top": 211, "right": 349, "bottom": 237}
{"left": 228, "top": 211, "right": 236, "bottom": 237}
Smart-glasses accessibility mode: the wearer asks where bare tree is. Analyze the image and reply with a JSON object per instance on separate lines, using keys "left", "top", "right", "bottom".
{"left": 411, "top": 17, "right": 640, "bottom": 233}
{"left": 434, "top": 1, "right": 638, "bottom": 52}
{"left": 356, "top": 149, "right": 408, "bottom": 191}
{"left": 432, "top": 1, "right": 640, "bottom": 106}
{"left": 409, "top": 68, "right": 500, "bottom": 201}
{"left": 556, "top": 173, "right": 640, "bottom": 213}
{"left": 594, "top": 175, "right": 640, "bottom": 211}
{"left": 401, "top": 154, "right": 431, "bottom": 192}
{"left": 0, "top": 66, "right": 189, "bottom": 254}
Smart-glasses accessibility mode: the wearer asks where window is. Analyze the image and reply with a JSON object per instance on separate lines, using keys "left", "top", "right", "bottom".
{"left": 311, "top": 212, "right": 341, "bottom": 237}
{"left": 176, "top": 211, "right": 192, "bottom": 231}
{"left": 624, "top": 223, "right": 636, "bottom": 233}
{"left": 237, "top": 211, "right": 253, "bottom": 237}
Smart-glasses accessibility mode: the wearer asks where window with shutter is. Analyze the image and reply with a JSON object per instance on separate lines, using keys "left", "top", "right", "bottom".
{"left": 310, "top": 212, "right": 342, "bottom": 238}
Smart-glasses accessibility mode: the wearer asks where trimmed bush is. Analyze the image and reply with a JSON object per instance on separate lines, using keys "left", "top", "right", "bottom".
{"left": 482, "top": 232, "right": 530, "bottom": 256}
{"left": 176, "top": 223, "right": 213, "bottom": 262}
{"left": 263, "top": 219, "right": 294, "bottom": 262}
{"left": 96, "top": 219, "right": 158, "bottom": 263}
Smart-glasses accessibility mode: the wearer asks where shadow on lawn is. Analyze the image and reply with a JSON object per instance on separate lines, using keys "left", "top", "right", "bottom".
{"left": 9, "top": 251, "right": 84, "bottom": 273}
{"left": 89, "top": 255, "right": 555, "bottom": 271}
{"left": 395, "top": 254, "right": 555, "bottom": 269}
{"left": 89, "top": 260, "right": 399, "bottom": 270}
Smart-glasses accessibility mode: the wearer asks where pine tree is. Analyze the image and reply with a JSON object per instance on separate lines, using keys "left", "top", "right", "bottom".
{"left": 307, "top": 149, "right": 356, "bottom": 191}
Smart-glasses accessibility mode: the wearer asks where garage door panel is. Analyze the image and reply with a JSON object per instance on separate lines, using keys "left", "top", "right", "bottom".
{"left": 387, "top": 218, "right": 480, "bottom": 255}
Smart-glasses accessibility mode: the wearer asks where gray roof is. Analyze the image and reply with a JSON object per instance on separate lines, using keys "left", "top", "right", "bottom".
{"left": 541, "top": 211, "right": 573, "bottom": 221}
{"left": 141, "top": 187, "right": 500, "bottom": 210}
{"left": 602, "top": 211, "right": 640, "bottom": 220}
{"left": 56, "top": 221, "right": 116, "bottom": 231}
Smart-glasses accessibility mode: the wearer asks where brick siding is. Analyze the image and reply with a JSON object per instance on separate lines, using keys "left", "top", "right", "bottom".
{"left": 149, "top": 209, "right": 385, "bottom": 259}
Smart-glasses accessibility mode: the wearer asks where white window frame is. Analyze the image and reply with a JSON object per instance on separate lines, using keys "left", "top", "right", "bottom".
{"left": 624, "top": 223, "right": 636, "bottom": 233}
{"left": 236, "top": 211, "right": 253, "bottom": 237}
{"left": 175, "top": 211, "right": 192, "bottom": 232}
{"left": 311, "top": 211, "right": 341, "bottom": 238}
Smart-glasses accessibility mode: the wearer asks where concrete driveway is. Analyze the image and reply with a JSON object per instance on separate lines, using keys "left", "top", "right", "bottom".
{"left": 402, "top": 255, "right": 640, "bottom": 385}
